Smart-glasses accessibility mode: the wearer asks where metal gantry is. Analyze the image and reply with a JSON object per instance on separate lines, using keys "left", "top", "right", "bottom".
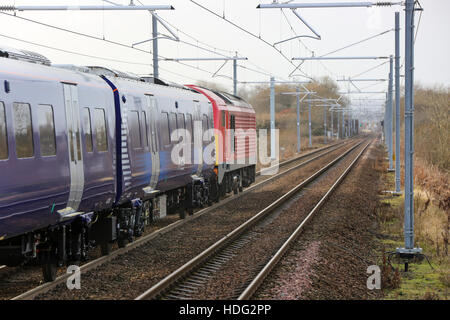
{"left": 164, "top": 56, "right": 248, "bottom": 95}
{"left": 281, "top": 90, "right": 317, "bottom": 153}
{"left": 0, "top": 4, "right": 175, "bottom": 11}
{"left": 269, "top": 78, "right": 312, "bottom": 158}
{"left": 243, "top": 79, "right": 311, "bottom": 158}
{"left": 293, "top": 56, "right": 388, "bottom": 61}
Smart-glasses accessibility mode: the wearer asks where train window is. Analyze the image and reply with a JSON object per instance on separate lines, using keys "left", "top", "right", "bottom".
{"left": 202, "top": 115, "right": 208, "bottom": 130}
{"left": 94, "top": 108, "right": 108, "bottom": 152}
{"left": 141, "top": 111, "right": 149, "bottom": 148}
{"left": 150, "top": 116, "right": 159, "bottom": 153}
{"left": 82, "top": 108, "right": 93, "bottom": 153}
{"left": 202, "top": 114, "right": 210, "bottom": 140}
{"left": 169, "top": 112, "right": 178, "bottom": 142}
{"left": 185, "top": 114, "right": 193, "bottom": 143}
{"left": 176, "top": 113, "right": 186, "bottom": 143}
{"left": 176, "top": 113, "right": 185, "bottom": 130}
{"left": 221, "top": 111, "right": 226, "bottom": 127}
{"left": 38, "top": 105, "right": 56, "bottom": 156}
{"left": 230, "top": 114, "right": 236, "bottom": 153}
{"left": 128, "top": 111, "right": 142, "bottom": 149}
{"left": 160, "top": 112, "right": 170, "bottom": 146}
{"left": 13, "top": 102, "right": 34, "bottom": 158}
{"left": 0, "top": 102, "right": 7, "bottom": 159}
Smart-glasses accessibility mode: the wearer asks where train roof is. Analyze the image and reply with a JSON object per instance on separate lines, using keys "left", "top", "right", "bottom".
{"left": 187, "top": 85, "right": 254, "bottom": 111}
{"left": 0, "top": 46, "right": 207, "bottom": 101}
{"left": 0, "top": 45, "right": 51, "bottom": 66}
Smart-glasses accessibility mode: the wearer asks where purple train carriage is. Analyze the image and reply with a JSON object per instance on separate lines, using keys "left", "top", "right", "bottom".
{"left": 0, "top": 46, "right": 220, "bottom": 281}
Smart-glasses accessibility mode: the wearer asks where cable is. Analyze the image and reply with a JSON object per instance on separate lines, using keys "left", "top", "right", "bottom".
{"left": 414, "top": 8, "right": 423, "bottom": 44}
{"left": 351, "top": 60, "right": 389, "bottom": 79}
{"left": 320, "top": 28, "right": 394, "bottom": 57}
{"left": 0, "top": 11, "right": 226, "bottom": 80}
{"left": 0, "top": 31, "right": 216, "bottom": 85}
{"left": 0, "top": 33, "right": 154, "bottom": 67}
{"left": 189, "top": 0, "right": 312, "bottom": 79}
{"left": 280, "top": 8, "right": 336, "bottom": 78}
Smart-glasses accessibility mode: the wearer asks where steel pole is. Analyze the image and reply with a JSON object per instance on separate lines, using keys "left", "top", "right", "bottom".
{"left": 346, "top": 111, "right": 349, "bottom": 138}
{"left": 323, "top": 105, "right": 327, "bottom": 143}
{"left": 331, "top": 110, "right": 334, "bottom": 140}
{"left": 395, "top": 12, "right": 401, "bottom": 193}
{"left": 152, "top": 14, "right": 159, "bottom": 79}
{"left": 404, "top": 0, "right": 416, "bottom": 251}
{"left": 384, "top": 93, "right": 388, "bottom": 144}
{"left": 233, "top": 53, "right": 238, "bottom": 95}
{"left": 388, "top": 56, "right": 394, "bottom": 170}
{"left": 270, "top": 77, "right": 276, "bottom": 159}
{"left": 337, "top": 110, "right": 340, "bottom": 139}
{"left": 308, "top": 98, "right": 312, "bottom": 147}
{"left": 296, "top": 87, "right": 301, "bottom": 153}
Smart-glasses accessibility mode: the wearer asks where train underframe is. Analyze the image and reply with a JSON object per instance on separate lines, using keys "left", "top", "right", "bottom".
{"left": 0, "top": 170, "right": 250, "bottom": 282}
{"left": 0, "top": 166, "right": 256, "bottom": 282}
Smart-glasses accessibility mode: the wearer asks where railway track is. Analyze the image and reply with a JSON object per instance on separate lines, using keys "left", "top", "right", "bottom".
{"left": 135, "top": 139, "right": 371, "bottom": 300}
{"left": 10, "top": 139, "right": 353, "bottom": 300}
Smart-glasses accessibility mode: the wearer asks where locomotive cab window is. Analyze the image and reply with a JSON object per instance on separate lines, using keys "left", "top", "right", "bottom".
{"left": 0, "top": 102, "right": 7, "bottom": 160}
{"left": 82, "top": 108, "right": 93, "bottom": 153}
{"left": 221, "top": 111, "right": 226, "bottom": 127}
{"left": 202, "top": 114, "right": 211, "bottom": 141}
{"left": 94, "top": 108, "right": 108, "bottom": 152}
{"left": 13, "top": 102, "right": 34, "bottom": 158}
{"left": 38, "top": 105, "right": 56, "bottom": 156}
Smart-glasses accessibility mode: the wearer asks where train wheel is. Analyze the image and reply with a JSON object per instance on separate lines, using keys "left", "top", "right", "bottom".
{"left": 188, "top": 208, "right": 194, "bottom": 216}
{"left": 100, "top": 242, "right": 112, "bottom": 256}
{"left": 40, "top": 243, "right": 58, "bottom": 282}
{"left": 41, "top": 250, "right": 58, "bottom": 282}
{"left": 179, "top": 209, "right": 186, "bottom": 219}
{"left": 118, "top": 238, "right": 129, "bottom": 248}
{"left": 42, "top": 261, "right": 57, "bottom": 282}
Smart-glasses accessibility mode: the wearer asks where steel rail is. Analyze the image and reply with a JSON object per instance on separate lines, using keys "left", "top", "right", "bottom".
{"left": 135, "top": 139, "right": 365, "bottom": 300}
{"left": 238, "top": 139, "right": 372, "bottom": 299}
{"left": 11, "top": 140, "right": 351, "bottom": 300}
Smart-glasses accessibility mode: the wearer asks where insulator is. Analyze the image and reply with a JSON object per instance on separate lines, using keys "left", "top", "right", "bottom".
{"left": 376, "top": 2, "right": 393, "bottom": 6}
{"left": 0, "top": 6, "right": 15, "bottom": 11}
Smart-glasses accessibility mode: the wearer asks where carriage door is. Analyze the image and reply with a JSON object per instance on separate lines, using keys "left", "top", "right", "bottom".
{"left": 144, "top": 95, "right": 160, "bottom": 191}
{"left": 193, "top": 101, "right": 203, "bottom": 175}
{"left": 63, "top": 83, "right": 85, "bottom": 211}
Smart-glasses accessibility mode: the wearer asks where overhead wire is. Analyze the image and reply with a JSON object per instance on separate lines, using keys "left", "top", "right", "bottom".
{"left": 0, "top": 11, "right": 230, "bottom": 81}
{"left": 189, "top": 0, "right": 313, "bottom": 80}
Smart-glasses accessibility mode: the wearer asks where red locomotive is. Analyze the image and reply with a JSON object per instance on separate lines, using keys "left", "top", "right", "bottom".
{"left": 187, "top": 85, "right": 257, "bottom": 197}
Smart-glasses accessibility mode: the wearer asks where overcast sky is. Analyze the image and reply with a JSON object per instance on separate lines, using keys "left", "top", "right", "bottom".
{"left": 0, "top": 0, "right": 448, "bottom": 106}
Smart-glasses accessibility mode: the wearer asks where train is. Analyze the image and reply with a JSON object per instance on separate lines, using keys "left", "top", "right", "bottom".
{"left": 0, "top": 46, "right": 257, "bottom": 281}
